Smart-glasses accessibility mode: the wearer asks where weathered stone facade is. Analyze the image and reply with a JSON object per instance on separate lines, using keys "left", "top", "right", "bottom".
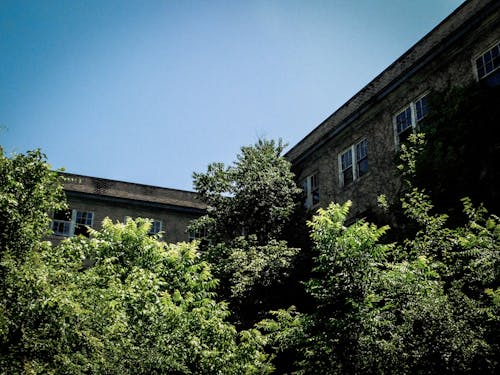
{"left": 50, "top": 172, "right": 206, "bottom": 243}
{"left": 286, "top": 0, "right": 500, "bottom": 220}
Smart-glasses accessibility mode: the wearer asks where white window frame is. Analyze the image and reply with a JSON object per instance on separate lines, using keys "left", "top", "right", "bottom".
{"left": 393, "top": 93, "right": 429, "bottom": 148}
{"left": 474, "top": 41, "right": 500, "bottom": 80}
{"left": 188, "top": 228, "right": 208, "bottom": 242}
{"left": 51, "top": 209, "right": 94, "bottom": 237}
{"left": 301, "top": 173, "right": 320, "bottom": 209}
{"left": 338, "top": 138, "right": 368, "bottom": 187}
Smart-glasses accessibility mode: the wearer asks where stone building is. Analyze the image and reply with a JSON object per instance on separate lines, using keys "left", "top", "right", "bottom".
{"left": 50, "top": 172, "right": 206, "bottom": 243}
{"left": 286, "top": 0, "right": 500, "bottom": 219}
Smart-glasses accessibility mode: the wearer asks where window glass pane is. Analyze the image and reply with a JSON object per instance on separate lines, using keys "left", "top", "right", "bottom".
{"left": 357, "top": 158, "right": 369, "bottom": 177}
{"left": 356, "top": 139, "right": 368, "bottom": 177}
{"left": 76, "top": 211, "right": 92, "bottom": 225}
{"left": 396, "top": 106, "right": 412, "bottom": 133}
{"left": 485, "top": 61, "right": 493, "bottom": 74}
{"left": 476, "top": 57, "right": 484, "bottom": 70}
{"left": 492, "top": 45, "right": 499, "bottom": 58}
{"left": 312, "top": 190, "right": 320, "bottom": 205}
{"left": 356, "top": 139, "right": 367, "bottom": 160}
{"left": 148, "top": 220, "right": 160, "bottom": 234}
{"left": 485, "top": 50, "right": 492, "bottom": 63}
{"left": 416, "top": 95, "right": 429, "bottom": 121}
{"left": 52, "top": 220, "right": 70, "bottom": 236}
{"left": 341, "top": 149, "right": 352, "bottom": 170}
{"left": 74, "top": 224, "right": 90, "bottom": 237}
{"left": 301, "top": 179, "right": 308, "bottom": 193}
{"left": 398, "top": 126, "right": 413, "bottom": 144}
{"left": 343, "top": 167, "right": 353, "bottom": 186}
{"left": 311, "top": 174, "right": 319, "bottom": 189}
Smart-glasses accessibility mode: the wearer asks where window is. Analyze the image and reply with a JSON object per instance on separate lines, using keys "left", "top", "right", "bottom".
{"left": 188, "top": 228, "right": 208, "bottom": 242}
{"left": 356, "top": 139, "right": 368, "bottom": 178}
{"left": 148, "top": 219, "right": 162, "bottom": 235}
{"left": 74, "top": 211, "right": 93, "bottom": 236}
{"left": 475, "top": 42, "right": 500, "bottom": 79}
{"left": 394, "top": 94, "right": 429, "bottom": 146}
{"left": 124, "top": 216, "right": 162, "bottom": 235}
{"left": 339, "top": 139, "right": 368, "bottom": 187}
{"left": 51, "top": 209, "right": 94, "bottom": 237}
{"left": 301, "top": 173, "right": 320, "bottom": 209}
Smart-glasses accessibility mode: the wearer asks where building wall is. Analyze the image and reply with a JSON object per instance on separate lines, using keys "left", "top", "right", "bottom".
{"left": 49, "top": 173, "right": 206, "bottom": 244}
{"left": 289, "top": 0, "right": 500, "bottom": 220}
{"left": 64, "top": 194, "right": 202, "bottom": 243}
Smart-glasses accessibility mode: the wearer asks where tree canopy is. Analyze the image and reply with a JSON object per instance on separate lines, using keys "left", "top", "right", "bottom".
{"left": 260, "top": 135, "right": 500, "bottom": 373}
{"left": 192, "top": 138, "right": 301, "bottom": 244}
{"left": 0, "top": 148, "right": 273, "bottom": 374}
{"left": 191, "top": 139, "right": 304, "bottom": 328}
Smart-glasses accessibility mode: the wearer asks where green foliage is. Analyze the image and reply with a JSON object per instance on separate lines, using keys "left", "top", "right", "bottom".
{"left": 293, "top": 202, "right": 391, "bottom": 373}
{"left": 0, "top": 147, "right": 66, "bottom": 261}
{"left": 263, "top": 195, "right": 499, "bottom": 373}
{"left": 192, "top": 139, "right": 303, "bottom": 328}
{"left": 192, "top": 138, "right": 302, "bottom": 244}
{"left": 203, "top": 236, "right": 299, "bottom": 327}
{"left": 413, "top": 84, "right": 500, "bottom": 220}
{"left": 0, "top": 150, "right": 272, "bottom": 373}
{"left": 1, "top": 218, "right": 273, "bottom": 374}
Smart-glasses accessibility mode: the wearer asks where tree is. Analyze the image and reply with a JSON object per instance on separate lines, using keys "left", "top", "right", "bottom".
{"left": 1, "top": 217, "right": 273, "bottom": 374}
{"left": 0, "top": 147, "right": 66, "bottom": 262}
{"left": 0, "top": 148, "right": 273, "bottom": 373}
{"left": 191, "top": 139, "right": 304, "bottom": 328}
{"left": 192, "top": 138, "right": 302, "bottom": 244}
{"left": 262, "top": 195, "right": 499, "bottom": 373}
{"left": 261, "top": 135, "right": 500, "bottom": 373}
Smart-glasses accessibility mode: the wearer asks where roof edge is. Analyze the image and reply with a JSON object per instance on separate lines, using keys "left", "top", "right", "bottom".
{"left": 285, "top": 0, "right": 495, "bottom": 163}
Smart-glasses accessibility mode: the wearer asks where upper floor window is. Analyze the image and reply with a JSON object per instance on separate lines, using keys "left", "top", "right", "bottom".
{"left": 148, "top": 219, "right": 162, "bottom": 235}
{"left": 394, "top": 94, "right": 429, "bottom": 146}
{"left": 301, "top": 173, "right": 320, "bottom": 209}
{"left": 339, "top": 139, "right": 368, "bottom": 187}
{"left": 52, "top": 209, "right": 72, "bottom": 236}
{"left": 124, "top": 216, "right": 163, "bottom": 235}
{"left": 475, "top": 42, "right": 500, "bottom": 80}
{"left": 51, "top": 209, "right": 94, "bottom": 237}
{"left": 188, "top": 227, "right": 209, "bottom": 242}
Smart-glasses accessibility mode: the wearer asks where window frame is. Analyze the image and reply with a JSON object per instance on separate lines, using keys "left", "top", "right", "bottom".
{"left": 51, "top": 209, "right": 94, "bottom": 237}
{"left": 393, "top": 93, "right": 429, "bottom": 148}
{"left": 188, "top": 227, "right": 208, "bottom": 242}
{"left": 338, "top": 138, "right": 368, "bottom": 187}
{"left": 301, "top": 172, "right": 320, "bottom": 209}
{"left": 474, "top": 41, "right": 500, "bottom": 80}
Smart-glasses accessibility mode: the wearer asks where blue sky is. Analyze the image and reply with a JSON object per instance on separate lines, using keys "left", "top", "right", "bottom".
{"left": 1, "top": 0, "right": 464, "bottom": 191}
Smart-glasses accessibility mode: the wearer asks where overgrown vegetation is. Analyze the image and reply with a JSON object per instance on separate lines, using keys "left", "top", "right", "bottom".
{"left": 191, "top": 139, "right": 305, "bottom": 328}
{"left": 413, "top": 83, "right": 500, "bottom": 222}
{"left": 2, "top": 90, "right": 499, "bottom": 373}
{"left": 0, "top": 148, "right": 272, "bottom": 374}
{"left": 260, "top": 135, "right": 500, "bottom": 373}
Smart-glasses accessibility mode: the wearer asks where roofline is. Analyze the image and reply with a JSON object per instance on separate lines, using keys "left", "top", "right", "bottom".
{"left": 285, "top": 0, "right": 498, "bottom": 165}
{"left": 60, "top": 171, "right": 198, "bottom": 195}
{"left": 65, "top": 190, "right": 206, "bottom": 215}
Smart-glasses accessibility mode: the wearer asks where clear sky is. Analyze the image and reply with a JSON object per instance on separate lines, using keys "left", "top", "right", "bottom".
{"left": 1, "top": 0, "right": 464, "bottom": 191}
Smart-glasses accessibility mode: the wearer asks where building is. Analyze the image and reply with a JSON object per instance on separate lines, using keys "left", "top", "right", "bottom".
{"left": 286, "top": 0, "right": 500, "bottom": 219}
{"left": 50, "top": 172, "right": 206, "bottom": 243}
